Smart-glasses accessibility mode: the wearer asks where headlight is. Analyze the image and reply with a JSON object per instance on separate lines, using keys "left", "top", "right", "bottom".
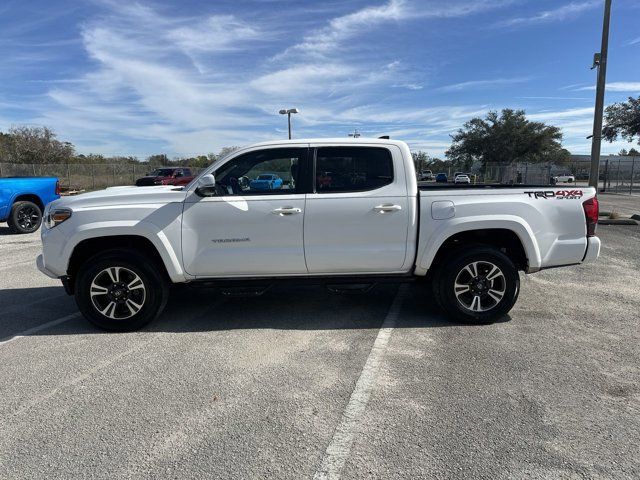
{"left": 45, "top": 208, "right": 72, "bottom": 228}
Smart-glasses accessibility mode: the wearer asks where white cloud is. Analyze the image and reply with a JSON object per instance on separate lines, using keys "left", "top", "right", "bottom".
{"left": 31, "top": 4, "right": 273, "bottom": 155}
{"left": 278, "top": 0, "right": 516, "bottom": 59}
{"left": 283, "top": 0, "right": 409, "bottom": 57}
{"left": 251, "top": 64, "right": 358, "bottom": 96}
{"left": 528, "top": 107, "right": 594, "bottom": 120}
{"left": 436, "top": 77, "right": 531, "bottom": 92}
{"left": 625, "top": 36, "right": 640, "bottom": 46}
{"left": 394, "top": 83, "right": 424, "bottom": 90}
{"left": 574, "top": 82, "right": 640, "bottom": 92}
{"left": 10, "top": 0, "right": 570, "bottom": 159}
{"left": 167, "top": 15, "right": 259, "bottom": 53}
{"left": 527, "top": 107, "right": 595, "bottom": 142}
{"left": 497, "top": 1, "right": 600, "bottom": 27}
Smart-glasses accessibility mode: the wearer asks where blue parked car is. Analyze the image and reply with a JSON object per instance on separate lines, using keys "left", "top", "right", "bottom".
{"left": 0, "top": 177, "right": 60, "bottom": 233}
{"left": 435, "top": 173, "right": 448, "bottom": 183}
{"left": 249, "top": 174, "right": 283, "bottom": 191}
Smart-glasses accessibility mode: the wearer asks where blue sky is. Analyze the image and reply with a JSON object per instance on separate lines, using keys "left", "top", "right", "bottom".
{"left": 1, "top": 0, "right": 639, "bottom": 158}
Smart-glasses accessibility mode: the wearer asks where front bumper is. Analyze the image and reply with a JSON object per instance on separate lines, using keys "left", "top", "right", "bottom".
{"left": 36, "top": 254, "right": 58, "bottom": 279}
{"left": 583, "top": 236, "right": 601, "bottom": 263}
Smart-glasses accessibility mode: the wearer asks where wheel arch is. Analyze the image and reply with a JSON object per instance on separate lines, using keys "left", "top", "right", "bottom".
{"left": 66, "top": 231, "right": 185, "bottom": 290}
{"left": 417, "top": 218, "right": 542, "bottom": 275}
{"left": 13, "top": 193, "right": 44, "bottom": 211}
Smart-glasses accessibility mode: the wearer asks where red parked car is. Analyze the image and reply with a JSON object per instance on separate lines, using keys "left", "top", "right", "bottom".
{"left": 135, "top": 167, "right": 194, "bottom": 186}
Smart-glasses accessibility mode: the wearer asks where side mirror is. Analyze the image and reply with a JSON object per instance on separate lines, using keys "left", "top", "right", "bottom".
{"left": 195, "top": 173, "right": 216, "bottom": 197}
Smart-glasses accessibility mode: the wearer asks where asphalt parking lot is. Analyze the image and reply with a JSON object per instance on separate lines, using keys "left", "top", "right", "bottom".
{"left": 599, "top": 193, "right": 640, "bottom": 217}
{"left": 0, "top": 220, "right": 639, "bottom": 479}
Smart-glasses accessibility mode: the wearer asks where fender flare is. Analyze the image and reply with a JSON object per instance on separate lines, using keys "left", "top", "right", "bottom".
{"left": 63, "top": 220, "right": 186, "bottom": 283}
{"left": 415, "top": 215, "right": 542, "bottom": 275}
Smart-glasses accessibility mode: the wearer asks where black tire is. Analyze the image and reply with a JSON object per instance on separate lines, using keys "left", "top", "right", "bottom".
{"left": 7, "top": 201, "right": 42, "bottom": 234}
{"left": 433, "top": 245, "right": 520, "bottom": 324}
{"left": 74, "top": 249, "right": 169, "bottom": 331}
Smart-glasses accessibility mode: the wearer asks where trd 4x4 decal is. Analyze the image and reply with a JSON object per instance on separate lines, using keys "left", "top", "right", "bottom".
{"left": 524, "top": 190, "right": 584, "bottom": 199}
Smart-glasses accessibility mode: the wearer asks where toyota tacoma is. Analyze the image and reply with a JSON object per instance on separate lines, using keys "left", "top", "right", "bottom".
{"left": 37, "top": 139, "right": 600, "bottom": 331}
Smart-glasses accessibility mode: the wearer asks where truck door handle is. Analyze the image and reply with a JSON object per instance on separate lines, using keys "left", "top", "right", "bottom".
{"left": 374, "top": 204, "right": 402, "bottom": 213}
{"left": 271, "top": 207, "right": 302, "bottom": 216}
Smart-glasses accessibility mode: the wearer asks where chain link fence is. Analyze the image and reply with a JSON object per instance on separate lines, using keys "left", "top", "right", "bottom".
{"left": 1, "top": 157, "right": 638, "bottom": 195}
{"left": 0, "top": 163, "right": 205, "bottom": 191}
{"left": 599, "top": 157, "right": 639, "bottom": 195}
{"left": 470, "top": 156, "right": 638, "bottom": 194}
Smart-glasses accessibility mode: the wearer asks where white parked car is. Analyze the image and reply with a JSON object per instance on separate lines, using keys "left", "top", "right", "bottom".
{"left": 37, "top": 138, "right": 600, "bottom": 331}
{"left": 454, "top": 174, "right": 471, "bottom": 184}
{"left": 554, "top": 174, "right": 576, "bottom": 183}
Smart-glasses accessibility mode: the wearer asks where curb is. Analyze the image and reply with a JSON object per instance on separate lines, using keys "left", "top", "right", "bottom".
{"left": 598, "top": 218, "right": 639, "bottom": 225}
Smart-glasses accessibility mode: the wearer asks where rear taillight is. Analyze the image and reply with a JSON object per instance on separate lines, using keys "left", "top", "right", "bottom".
{"left": 582, "top": 197, "right": 599, "bottom": 237}
{"left": 55, "top": 180, "right": 61, "bottom": 196}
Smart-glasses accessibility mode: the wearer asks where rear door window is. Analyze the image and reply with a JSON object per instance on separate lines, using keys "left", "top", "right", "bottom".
{"left": 315, "top": 147, "right": 393, "bottom": 193}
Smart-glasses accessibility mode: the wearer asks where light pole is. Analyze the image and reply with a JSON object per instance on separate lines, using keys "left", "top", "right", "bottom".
{"left": 589, "top": 0, "right": 612, "bottom": 191}
{"left": 279, "top": 108, "right": 299, "bottom": 139}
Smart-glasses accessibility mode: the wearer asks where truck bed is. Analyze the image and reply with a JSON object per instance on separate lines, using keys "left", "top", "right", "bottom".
{"left": 415, "top": 185, "right": 596, "bottom": 275}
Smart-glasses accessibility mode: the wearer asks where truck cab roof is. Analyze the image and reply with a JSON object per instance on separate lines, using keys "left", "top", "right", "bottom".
{"left": 245, "top": 137, "right": 410, "bottom": 148}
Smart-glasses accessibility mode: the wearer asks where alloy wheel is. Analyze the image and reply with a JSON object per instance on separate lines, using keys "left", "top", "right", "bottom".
{"left": 453, "top": 261, "right": 506, "bottom": 312}
{"left": 17, "top": 205, "right": 40, "bottom": 230}
{"left": 89, "top": 266, "right": 146, "bottom": 320}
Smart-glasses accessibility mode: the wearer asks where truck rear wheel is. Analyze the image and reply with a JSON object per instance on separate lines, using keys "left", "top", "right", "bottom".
{"left": 433, "top": 246, "right": 519, "bottom": 324}
{"left": 74, "top": 250, "right": 168, "bottom": 331}
{"left": 8, "top": 201, "right": 42, "bottom": 234}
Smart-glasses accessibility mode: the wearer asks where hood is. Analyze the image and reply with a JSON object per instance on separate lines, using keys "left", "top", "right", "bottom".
{"left": 51, "top": 185, "right": 187, "bottom": 209}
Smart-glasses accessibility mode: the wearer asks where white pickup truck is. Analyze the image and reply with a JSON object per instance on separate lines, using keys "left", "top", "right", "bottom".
{"left": 37, "top": 138, "right": 601, "bottom": 331}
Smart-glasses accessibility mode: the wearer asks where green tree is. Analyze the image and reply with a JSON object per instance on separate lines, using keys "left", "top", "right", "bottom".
{"left": 5, "top": 126, "right": 75, "bottom": 164}
{"left": 0, "top": 132, "right": 14, "bottom": 161}
{"left": 190, "top": 155, "right": 211, "bottom": 168}
{"left": 146, "top": 154, "right": 169, "bottom": 166}
{"left": 619, "top": 147, "right": 640, "bottom": 156}
{"left": 217, "top": 146, "right": 240, "bottom": 159}
{"left": 446, "top": 109, "right": 569, "bottom": 175}
{"left": 412, "top": 151, "right": 430, "bottom": 172}
{"left": 603, "top": 96, "right": 640, "bottom": 145}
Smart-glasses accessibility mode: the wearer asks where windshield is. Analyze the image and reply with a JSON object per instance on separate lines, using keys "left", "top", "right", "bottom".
{"left": 257, "top": 175, "right": 273, "bottom": 180}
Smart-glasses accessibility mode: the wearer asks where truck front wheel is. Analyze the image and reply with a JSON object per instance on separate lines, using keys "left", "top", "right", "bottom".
{"left": 8, "top": 201, "right": 42, "bottom": 234}
{"left": 74, "top": 250, "right": 169, "bottom": 331}
{"left": 433, "top": 246, "right": 520, "bottom": 324}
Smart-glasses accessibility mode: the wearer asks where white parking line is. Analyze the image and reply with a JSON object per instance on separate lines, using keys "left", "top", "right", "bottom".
{"left": 313, "top": 285, "right": 408, "bottom": 480}
{"left": 0, "top": 312, "right": 82, "bottom": 346}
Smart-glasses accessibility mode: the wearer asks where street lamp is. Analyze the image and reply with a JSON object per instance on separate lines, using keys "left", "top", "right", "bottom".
{"left": 279, "top": 108, "right": 299, "bottom": 139}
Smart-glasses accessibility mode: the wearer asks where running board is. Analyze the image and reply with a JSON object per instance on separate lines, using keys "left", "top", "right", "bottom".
{"left": 219, "top": 285, "right": 272, "bottom": 297}
{"left": 326, "top": 283, "right": 375, "bottom": 294}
